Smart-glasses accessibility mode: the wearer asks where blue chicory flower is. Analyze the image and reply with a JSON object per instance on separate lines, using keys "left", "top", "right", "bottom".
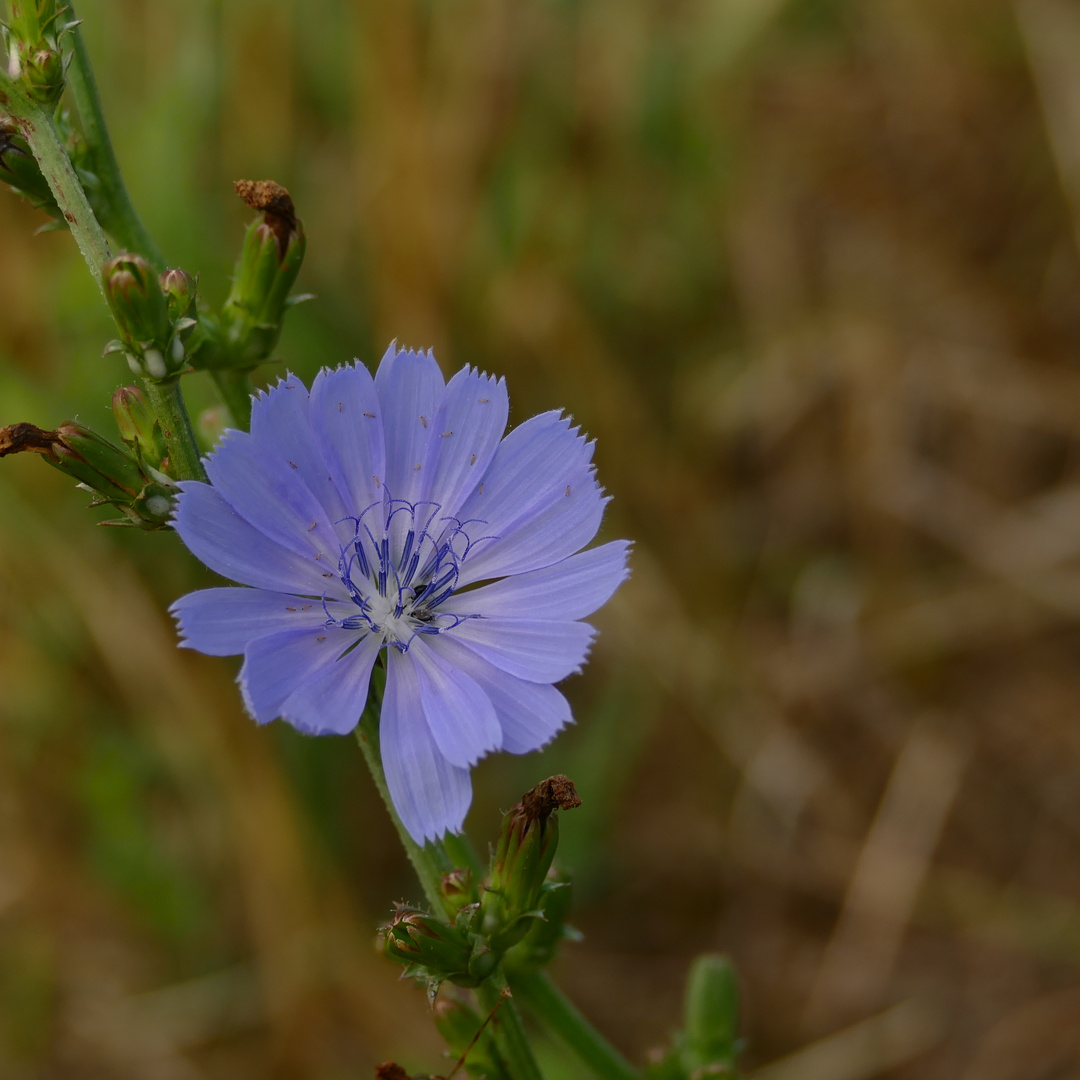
{"left": 170, "top": 344, "right": 630, "bottom": 842}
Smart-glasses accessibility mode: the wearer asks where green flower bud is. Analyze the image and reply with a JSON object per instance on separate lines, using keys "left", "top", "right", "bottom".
{"left": 481, "top": 775, "right": 580, "bottom": 953}
{"left": 382, "top": 905, "right": 475, "bottom": 985}
{"left": 0, "top": 421, "right": 177, "bottom": 529}
{"left": 188, "top": 180, "right": 307, "bottom": 371}
{"left": 158, "top": 268, "right": 197, "bottom": 323}
{"left": 681, "top": 955, "right": 740, "bottom": 1074}
{"left": 22, "top": 46, "right": 65, "bottom": 104}
{"left": 50, "top": 422, "right": 147, "bottom": 502}
{"left": 111, "top": 386, "right": 167, "bottom": 469}
{"left": 6, "top": 0, "right": 72, "bottom": 104}
{"left": 102, "top": 255, "right": 191, "bottom": 380}
{"left": 104, "top": 254, "right": 171, "bottom": 345}
{"left": 441, "top": 868, "right": 477, "bottom": 915}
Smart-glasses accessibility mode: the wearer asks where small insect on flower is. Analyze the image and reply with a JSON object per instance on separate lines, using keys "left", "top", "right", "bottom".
{"left": 170, "top": 344, "right": 630, "bottom": 843}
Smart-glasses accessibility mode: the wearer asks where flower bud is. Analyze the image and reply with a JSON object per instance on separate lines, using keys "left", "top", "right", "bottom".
{"left": 104, "top": 254, "right": 171, "bottom": 347}
{"left": 188, "top": 180, "right": 307, "bottom": 371}
{"left": 22, "top": 47, "right": 65, "bottom": 103}
{"left": 102, "top": 254, "right": 194, "bottom": 381}
{"left": 681, "top": 954, "right": 740, "bottom": 1073}
{"left": 0, "top": 420, "right": 177, "bottom": 529}
{"left": 112, "top": 386, "right": 167, "bottom": 469}
{"left": 381, "top": 905, "right": 474, "bottom": 985}
{"left": 6, "top": 0, "right": 73, "bottom": 104}
{"left": 158, "top": 268, "right": 196, "bottom": 323}
{"left": 481, "top": 775, "right": 580, "bottom": 953}
{"left": 441, "top": 868, "right": 477, "bottom": 915}
{"left": 50, "top": 422, "right": 147, "bottom": 502}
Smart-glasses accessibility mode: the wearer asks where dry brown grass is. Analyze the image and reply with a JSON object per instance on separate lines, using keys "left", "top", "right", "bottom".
{"left": 4, "top": 0, "right": 1080, "bottom": 1076}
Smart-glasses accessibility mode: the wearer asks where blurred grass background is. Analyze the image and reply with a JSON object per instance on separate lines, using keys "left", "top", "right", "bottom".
{"left": 4, "top": 0, "right": 1080, "bottom": 1076}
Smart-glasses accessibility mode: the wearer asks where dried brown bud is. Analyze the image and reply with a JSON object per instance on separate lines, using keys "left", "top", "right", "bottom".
{"left": 0, "top": 422, "right": 61, "bottom": 458}
{"left": 233, "top": 178, "right": 298, "bottom": 258}
{"left": 0, "top": 420, "right": 176, "bottom": 527}
{"left": 520, "top": 774, "right": 582, "bottom": 825}
{"left": 482, "top": 775, "right": 581, "bottom": 951}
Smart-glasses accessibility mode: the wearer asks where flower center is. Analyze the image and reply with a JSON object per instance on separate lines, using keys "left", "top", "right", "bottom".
{"left": 324, "top": 495, "right": 483, "bottom": 650}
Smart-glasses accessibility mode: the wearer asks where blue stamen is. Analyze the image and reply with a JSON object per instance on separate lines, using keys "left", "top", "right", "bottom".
{"left": 324, "top": 496, "right": 482, "bottom": 647}
{"left": 378, "top": 536, "right": 389, "bottom": 595}
{"left": 399, "top": 529, "right": 415, "bottom": 576}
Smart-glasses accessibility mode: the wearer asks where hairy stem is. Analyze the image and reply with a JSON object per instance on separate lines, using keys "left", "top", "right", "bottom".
{"left": 65, "top": 7, "right": 166, "bottom": 268}
{"left": 3, "top": 68, "right": 203, "bottom": 485}
{"left": 1, "top": 76, "right": 112, "bottom": 292}
{"left": 510, "top": 970, "right": 640, "bottom": 1080}
{"left": 141, "top": 376, "right": 207, "bottom": 483}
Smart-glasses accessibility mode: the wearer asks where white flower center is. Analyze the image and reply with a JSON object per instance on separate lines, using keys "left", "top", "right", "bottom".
{"left": 324, "top": 494, "right": 486, "bottom": 652}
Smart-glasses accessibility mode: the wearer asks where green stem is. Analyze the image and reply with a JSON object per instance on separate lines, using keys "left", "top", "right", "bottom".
{"left": 65, "top": 5, "right": 167, "bottom": 269}
{"left": 355, "top": 680, "right": 623, "bottom": 1080}
{"left": 210, "top": 369, "right": 255, "bottom": 431}
{"left": 477, "top": 973, "right": 545, "bottom": 1080}
{"left": 355, "top": 693, "right": 545, "bottom": 1080}
{"left": 510, "top": 971, "right": 639, "bottom": 1080}
{"left": 2, "top": 67, "right": 201, "bottom": 484}
{"left": 142, "top": 376, "right": 207, "bottom": 482}
{"left": 355, "top": 705, "right": 452, "bottom": 915}
{"left": 1, "top": 77, "right": 112, "bottom": 292}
